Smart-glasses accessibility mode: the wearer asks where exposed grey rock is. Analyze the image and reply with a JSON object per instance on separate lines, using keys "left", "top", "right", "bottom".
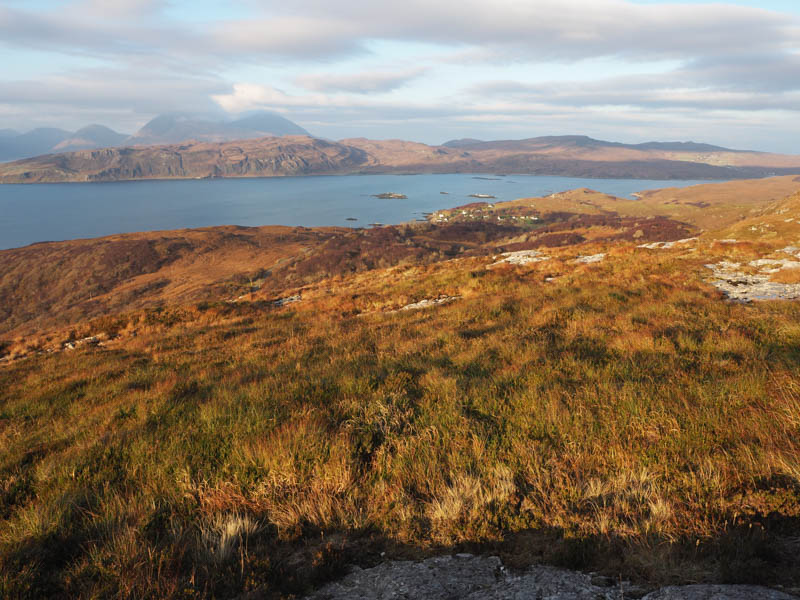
{"left": 305, "top": 555, "right": 618, "bottom": 599}
{"left": 591, "top": 575, "right": 616, "bottom": 587}
{"left": 574, "top": 253, "right": 606, "bottom": 264}
{"left": 273, "top": 294, "right": 301, "bottom": 306}
{"left": 704, "top": 260, "right": 800, "bottom": 302}
{"left": 398, "top": 295, "right": 461, "bottom": 311}
{"left": 490, "top": 250, "right": 550, "bottom": 267}
{"left": 305, "top": 555, "right": 504, "bottom": 599}
{"left": 305, "top": 555, "right": 797, "bottom": 600}
{"left": 462, "top": 563, "right": 618, "bottom": 599}
{"left": 641, "top": 584, "right": 797, "bottom": 599}
{"left": 637, "top": 237, "right": 697, "bottom": 250}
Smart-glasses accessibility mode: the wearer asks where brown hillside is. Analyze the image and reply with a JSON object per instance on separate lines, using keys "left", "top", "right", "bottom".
{"left": 3, "top": 136, "right": 800, "bottom": 183}
{"left": 4, "top": 176, "right": 800, "bottom": 342}
{"left": 0, "top": 136, "right": 370, "bottom": 183}
{"left": 0, "top": 226, "right": 335, "bottom": 336}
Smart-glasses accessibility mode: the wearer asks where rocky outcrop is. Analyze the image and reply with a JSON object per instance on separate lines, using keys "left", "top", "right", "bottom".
{"left": 305, "top": 555, "right": 798, "bottom": 600}
{"left": 705, "top": 254, "right": 800, "bottom": 302}
{"left": 4, "top": 134, "right": 800, "bottom": 183}
{"left": 0, "top": 137, "right": 372, "bottom": 183}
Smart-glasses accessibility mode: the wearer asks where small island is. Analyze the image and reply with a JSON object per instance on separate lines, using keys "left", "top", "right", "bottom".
{"left": 373, "top": 192, "right": 408, "bottom": 199}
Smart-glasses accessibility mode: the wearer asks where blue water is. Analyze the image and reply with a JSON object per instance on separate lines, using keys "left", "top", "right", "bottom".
{"left": 0, "top": 174, "right": 715, "bottom": 250}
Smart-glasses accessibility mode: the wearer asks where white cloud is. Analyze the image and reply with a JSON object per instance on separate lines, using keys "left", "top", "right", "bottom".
{"left": 3, "top": 1, "right": 798, "bottom": 65}
{"left": 210, "top": 16, "right": 363, "bottom": 59}
{"left": 2, "top": 0, "right": 800, "bottom": 150}
{"left": 294, "top": 68, "right": 427, "bottom": 93}
{"left": 230, "top": 0, "right": 799, "bottom": 62}
{"left": 76, "top": 0, "right": 167, "bottom": 18}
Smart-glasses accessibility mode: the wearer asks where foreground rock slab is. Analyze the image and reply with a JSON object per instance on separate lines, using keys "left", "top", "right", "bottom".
{"left": 643, "top": 586, "right": 797, "bottom": 600}
{"left": 305, "top": 555, "right": 797, "bottom": 600}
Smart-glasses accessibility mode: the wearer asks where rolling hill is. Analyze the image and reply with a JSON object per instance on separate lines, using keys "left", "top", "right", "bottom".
{"left": 3, "top": 134, "right": 800, "bottom": 183}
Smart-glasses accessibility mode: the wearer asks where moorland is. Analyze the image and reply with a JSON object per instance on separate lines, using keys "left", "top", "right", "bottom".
{"left": 2, "top": 175, "right": 800, "bottom": 598}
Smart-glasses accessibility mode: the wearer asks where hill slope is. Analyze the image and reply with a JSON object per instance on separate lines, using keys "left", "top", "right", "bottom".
{"left": 443, "top": 135, "right": 737, "bottom": 153}
{"left": 0, "top": 136, "right": 368, "bottom": 183}
{"left": 2, "top": 177, "right": 800, "bottom": 597}
{"left": 3, "top": 135, "right": 800, "bottom": 183}
{"left": 3, "top": 176, "right": 800, "bottom": 340}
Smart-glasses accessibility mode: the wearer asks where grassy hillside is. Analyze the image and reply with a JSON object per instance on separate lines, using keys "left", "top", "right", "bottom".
{"left": 2, "top": 177, "right": 800, "bottom": 598}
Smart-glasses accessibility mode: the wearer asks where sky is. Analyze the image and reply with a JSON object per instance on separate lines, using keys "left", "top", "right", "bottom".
{"left": 1, "top": 0, "right": 799, "bottom": 151}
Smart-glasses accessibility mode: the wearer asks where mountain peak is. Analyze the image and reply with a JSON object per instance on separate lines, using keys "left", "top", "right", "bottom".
{"left": 229, "top": 111, "right": 309, "bottom": 136}
{"left": 52, "top": 125, "right": 127, "bottom": 153}
{"left": 129, "top": 112, "right": 310, "bottom": 146}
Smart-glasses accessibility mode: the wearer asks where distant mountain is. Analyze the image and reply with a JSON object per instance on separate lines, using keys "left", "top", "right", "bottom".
{"left": 52, "top": 125, "right": 128, "bottom": 153}
{"left": 0, "top": 136, "right": 368, "bottom": 183}
{"left": 0, "top": 128, "right": 72, "bottom": 162}
{"left": 0, "top": 112, "right": 309, "bottom": 162}
{"left": 631, "top": 141, "right": 738, "bottom": 152}
{"left": 443, "top": 135, "right": 738, "bottom": 153}
{"left": 4, "top": 134, "right": 800, "bottom": 184}
{"left": 0, "top": 125, "right": 128, "bottom": 162}
{"left": 229, "top": 112, "right": 309, "bottom": 136}
{"left": 125, "top": 111, "right": 310, "bottom": 146}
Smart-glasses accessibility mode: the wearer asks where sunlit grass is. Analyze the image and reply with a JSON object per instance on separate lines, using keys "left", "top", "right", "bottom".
{"left": 2, "top": 248, "right": 800, "bottom": 597}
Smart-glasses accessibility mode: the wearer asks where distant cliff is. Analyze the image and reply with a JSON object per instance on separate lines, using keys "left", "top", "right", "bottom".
{"left": 0, "top": 137, "right": 368, "bottom": 183}
{"left": 3, "top": 134, "right": 800, "bottom": 183}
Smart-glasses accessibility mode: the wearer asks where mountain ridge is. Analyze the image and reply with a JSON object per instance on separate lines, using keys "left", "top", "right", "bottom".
{"left": 124, "top": 111, "right": 309, "bottom": 146}
{"left": 2, "top": 134, "right": 800, "bottom": 183}
{"left": 442, "top": 135, "right": 740, "bottom": 153}
{"left": 0, "top": 125, "right": 125, "bottom": 162}
{"left": 0, "top": 111, "right": 309, "bottom": 162}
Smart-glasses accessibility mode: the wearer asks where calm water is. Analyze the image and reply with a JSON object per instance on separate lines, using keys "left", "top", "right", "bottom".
{"left": 0, "top": 174, "right": 716, "bottom": 250}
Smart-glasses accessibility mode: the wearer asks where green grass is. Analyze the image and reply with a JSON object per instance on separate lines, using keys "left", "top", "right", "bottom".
{"left": 2, "top": 250, "right": 800, "bottom": 598}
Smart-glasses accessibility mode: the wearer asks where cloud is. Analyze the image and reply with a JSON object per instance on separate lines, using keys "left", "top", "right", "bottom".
{"left": 76, "top": 0, "right": 167, "bottom": 18}
{"left": 210, "top": 16, "right": 364, "bottom": 59}
{"left": 2, "top": 0, "right": 800, "bottom": 151}
{"left": 0, "top": 68, "right": 229, "bottom": 131}
{"left": 681, "top": 53, "right": 800, "bottom": 92}
{"left": 467, "top": 51, "right": 800, "bottom": 113}
{"left": 293, "top": 68, "right": 427, "bottom": 94}
{"left": 213, "top": 82, "right": 475, "bottom": 118}
{"left": 228, "top": 0, "right": 799, "bottom": 63}
{"left": 2, "top": 1, "right": 798, "bottom": 65}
